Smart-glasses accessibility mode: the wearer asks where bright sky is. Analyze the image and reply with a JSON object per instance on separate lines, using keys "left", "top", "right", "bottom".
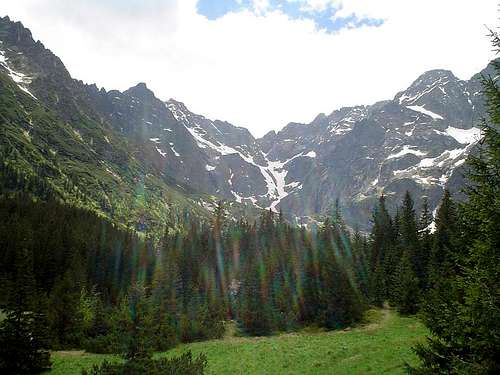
{"left": 1, "top": 0, "right": 498, "bottom": 137}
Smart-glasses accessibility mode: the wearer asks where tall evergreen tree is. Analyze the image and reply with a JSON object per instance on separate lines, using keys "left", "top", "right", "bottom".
{"left": 428, "top": 190, "right": 459, "bottom": 280}
{"left": 411, "top": 31, "right": 500, "bottom": 374}
{"left": 0, "top": 249, "right": 51, "bottom": 374}
{"left": 369, "top": 195, "right": 395, "bottom": 304}
{"left": 418, "top": 197, "right": 433, "bottom": 289}
{"left": 394, "top": 251, "right": 420, "bottom": 315}
{"left": 48, "top": 270, "right": 85, "bottom": 348}
{"left": 399, "top": 192, "right": 421, "bottom": 277}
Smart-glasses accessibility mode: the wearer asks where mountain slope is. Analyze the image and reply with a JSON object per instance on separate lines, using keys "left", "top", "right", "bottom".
{"left": 0, "top": 16, "right": 214, "bottom": 234}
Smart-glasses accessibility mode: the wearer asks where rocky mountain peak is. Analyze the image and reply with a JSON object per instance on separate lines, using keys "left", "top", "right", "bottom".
{"left": 0, "top": 16, "right": 34, "bottom": 47}
{"left": 395, "top": 69, "right": 461, "bottom": 106}
{"left": 125, "top": 82, "right": 155, "bottom": 100}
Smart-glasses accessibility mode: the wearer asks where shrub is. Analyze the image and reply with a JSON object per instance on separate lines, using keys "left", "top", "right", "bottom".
{"left": 82, "top": 351, "right": 207, "bottom": 375}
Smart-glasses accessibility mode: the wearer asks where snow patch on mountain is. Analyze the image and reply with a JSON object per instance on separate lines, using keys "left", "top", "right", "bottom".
{"left": 263, "top": 150, "right": 316, "bottom": 211}
{"left": 387, "top": 145, "right": 427, "bottom": 160}
{"left": 0, "top": 48, "right": 37, "bottom": 99}
{"left": 445, "top": 126, "right": 481, "bottom": 144}
{"left": 232, "top": 190, "right": 243, "bottom": 203}
{"left": 170, "top": 146, "right": 180, "bottom": 157}
{"left": 156, "top": 147, "right": 167, "bottom": 158}
{"left": 406, "top": 105, "right": 443, "bottom": 120}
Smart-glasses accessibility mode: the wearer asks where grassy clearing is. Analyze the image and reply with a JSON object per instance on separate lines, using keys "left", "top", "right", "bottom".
{"left": 47, "top": 351, "right": 119, "bottom": 375}
{"left": 48, "top": 309, "right": 427, "bottom": 375}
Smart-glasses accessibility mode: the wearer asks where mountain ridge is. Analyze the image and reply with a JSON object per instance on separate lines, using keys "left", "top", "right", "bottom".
{"left": 0, "top": 15, "right": 490, "bottom": 230}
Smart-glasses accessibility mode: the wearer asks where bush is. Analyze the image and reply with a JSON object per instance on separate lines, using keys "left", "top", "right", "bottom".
{"left": 83, "top": 334, "right": 121, "bottom": 354}
{"left": 82, "top": 351, "right": 207, "bottom": 375}
{"left": 0, "top": 309, "right": 51, "bottom": 374}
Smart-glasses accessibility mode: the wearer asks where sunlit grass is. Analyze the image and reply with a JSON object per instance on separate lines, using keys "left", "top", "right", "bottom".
{"left": 48, "top": 309, "right": 427, "bottom": 375}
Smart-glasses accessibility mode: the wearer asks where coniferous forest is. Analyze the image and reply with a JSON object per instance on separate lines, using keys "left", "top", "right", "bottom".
{"left": 1, "top": 127, "right": 499, "bottom": 374}
{"left": 0, "top": 14, "right": 499, "bottom": 375}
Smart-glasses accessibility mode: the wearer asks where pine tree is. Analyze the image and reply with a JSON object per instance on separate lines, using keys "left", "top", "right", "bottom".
{"left": 394, "top": 251, "right": 420, "bottom": 315}
{"left": 400, "top": 192, "right": 421, "bottom": 276}
{"left": 411, "top": 31, "right": 500, "bottom": 374}
{"left": 300, "top": 244, "right": 322, "bottom": 323}
{"left": 48, "top": 270, "right": 85, "bottom": 348}
{"left": 369, "top": 195, "right": 395, "bottom": 304}
{"left": 418, "top": 197, "right": 433, "bottom": 290}
{"left": 238, "top": 264, "right": 273, "bottom": 336}
{"left": 368, "top": 259, "right": 386, "bottom": 307}
{"left": 320, "top": 254, "right": 364, "bottom": 329}
{"left": 351, "top": 229, "right": 370, "bottom": 299}
{"left": 124, "top": 284, "right": 153, "bottom": 361}
{"left": 0, "top": 249, "right": 51, "bottom": 374}
{"left": 428, "top": 189, "right": 459, "bottom": 281}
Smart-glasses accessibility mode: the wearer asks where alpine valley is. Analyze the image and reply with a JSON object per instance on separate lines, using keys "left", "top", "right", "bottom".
{"left": 0, "top": 15, "right": 490, "bottom": 231}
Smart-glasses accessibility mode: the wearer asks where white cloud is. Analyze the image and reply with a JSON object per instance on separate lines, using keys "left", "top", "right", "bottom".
{"left": 1, "top": 0, "right": 498, "bottom": 137}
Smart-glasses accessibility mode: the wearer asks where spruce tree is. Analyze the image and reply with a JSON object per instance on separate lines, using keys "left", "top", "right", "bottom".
{"left": 410, "top": 31, "right": 500, "bottom": 374}
{"left": 368, "top": 259, "right": 386, "bottom": 307}
{"left": 0, "top": 249, "right": 51, "bottom": 374}
{"left": 320, "top": 254, "right": 364, "bottom": 328}
{"left": 48, "top": 270, "right": 85, "bottom": 348}
{"left": 238, "top": 268, "right": 273, "bottom": 336}
{"left": 369, "top": 195, "right": 395, "bottom": 304}
{"left": 417, "top": 197, "right": 433, "bottom": 290}
{"left": 394, "top": 251, "right": 420, "bottom": 315}
{"left": 428, "top": 190, "right": 459, "bottom": 281}
{"left": 399, "top": 192, "right": 421, "bottom": 279}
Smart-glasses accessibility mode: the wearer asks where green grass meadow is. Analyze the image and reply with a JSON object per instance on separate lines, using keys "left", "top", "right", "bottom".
{"left": 47, "top": 309, "right": 427, "bottom": 375}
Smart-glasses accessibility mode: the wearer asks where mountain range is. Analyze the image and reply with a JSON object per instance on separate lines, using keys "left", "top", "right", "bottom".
{"left": 0, "top": 15, "right": 489, "bottom": 231}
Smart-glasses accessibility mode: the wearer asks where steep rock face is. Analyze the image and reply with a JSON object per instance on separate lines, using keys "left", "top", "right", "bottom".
{"left": 262, "top": 69, "right": 485, "bottom": 227}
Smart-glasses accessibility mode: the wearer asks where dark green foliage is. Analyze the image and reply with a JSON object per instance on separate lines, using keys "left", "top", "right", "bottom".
{"left": 0, "top": 193, "right": 367, "bottom": 355}
{"left": 238, "top": 265, "right": 274, "bottom": 336}
{"left": 366, "top": 191, "right": 435, "bottom": 315}
{"left": 417, "top": 197, "right": 432, "bottom": 290}
{"left": 234, "top": 208, "right": 366, "bottom": 335}
{"left": 391, "top": 192, "right": 422, "bottom": 314}
{"left": 319, "top": 254, "right": 364, "bottom": 329}
{"left": 368, "top": 260, "right": 386, "bottom": 307}
{"left": 313, "top": 214, "right": 365, "bottom": 329}
{"left": 368, "top": 195, "right": 396, "bottom": 306}
{"left": 409, "top": 31, "right": 500, "bottom": 374}
{"left": 428, "top": 190, "right": 460, "bottom": 279}
{"left": 351, "top": 230, "right": 370, "bottom": 299}
{"left": 399, "top": 192, "right": 422, "bottom": 283}
{"left": 393, "top": 251, "right": 420, "bottom": 315}
{"left": 49, "top": 271, "right": 85, "bottom": 348}
{"left": 0, "top": 249, "right": 51, "bottom": 374}
{"left": 82, "top": 351, "right": 207, "bottom": 375}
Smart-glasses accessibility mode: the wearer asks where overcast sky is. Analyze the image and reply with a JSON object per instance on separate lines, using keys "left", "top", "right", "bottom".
{"left": 2, "top": 0, "right": 498, "bottom": 137}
